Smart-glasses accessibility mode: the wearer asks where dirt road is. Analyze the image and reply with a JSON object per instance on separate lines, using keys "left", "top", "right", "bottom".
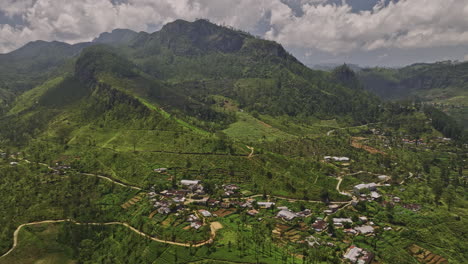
{"left": 0, "top": 220, "right": 223, "bottom": 259}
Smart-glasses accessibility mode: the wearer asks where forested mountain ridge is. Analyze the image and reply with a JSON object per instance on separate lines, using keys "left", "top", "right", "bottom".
{"left": 0, "top": 40, "right": 92, "bottom": 115}
{"left": 1, "top": 19, "right": 380, "bottom": 126}
{"left": 359, "top": 61, "right": 468, "bottom": 100}
{"left": 358, "top": 61, "right": 468, "bottom": 128}
{"left": 0, "top": 19, "right": 466, "bottom": 264}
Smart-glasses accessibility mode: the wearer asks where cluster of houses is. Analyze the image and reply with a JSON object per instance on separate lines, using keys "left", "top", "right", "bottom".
{"left": 305, "top": 235, "right": 335, "bottom": 248}
{"left": 51, "top": 163, "right": 71, "bottom": 175}
{"left": 351, "top": 182, "right": 385, "bottom": 203}
{"left": 402, "top": 138, "right": 426, "bottom": 145}
{"left": 143, "top": 174, "right": 417, "bottom": 262}
{"left": 222, "top": 184, "right": 240, "bottom": 197}
{"left": 187, "top": 213, "right": 203, "bottom": 229}
{"left": 344, "top": 245, "right": 374, "bottom": 264}
{"left": 276, "top": 206, "right": 311, "bottom": 221}
{"left": 312, "top": 216, "right": 377, "bottom": 237}
{"left": 148, "top": 179, "right": 207, "bottom": 215}
{"left": 312, "top": 218, "right": 328, "bottom": 232}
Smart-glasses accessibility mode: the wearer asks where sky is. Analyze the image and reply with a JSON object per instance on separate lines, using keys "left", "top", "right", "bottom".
{"left": 1, "top": 0, "right": 468, "bottom": 67}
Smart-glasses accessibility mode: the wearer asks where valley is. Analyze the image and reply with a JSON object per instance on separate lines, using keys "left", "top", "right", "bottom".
{"left": 0, "top": 19, "right": 466, "bottom": 264}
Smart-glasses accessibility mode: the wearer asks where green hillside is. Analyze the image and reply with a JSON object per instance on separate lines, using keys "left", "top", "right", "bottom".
{"left": 359, "top": 61, "right": 468, "bottom": 128}
{"left": 0, "top": 19, "right": 466, "bottom": 264}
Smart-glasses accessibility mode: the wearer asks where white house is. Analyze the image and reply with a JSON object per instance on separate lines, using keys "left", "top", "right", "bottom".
{"left": 181, "top": 180, "right": 200, "bottom": 186}
{"left": 154, "top": 168, "right": 168, "bottom": 173}
{"left": 257, "top": 202, "right": 275, "bottom": 209}
{"left": 370, "top": 191, "right": 381, "bottom": 199}
{"left": 198, "top": 209, "right": 212, "bottom": 217}
{"left": 354, "top": 225, "right": 374, "bottom": 235}
{"left": 277, "top": 210, "right": 297, "bottom": 221}
{"left": 324, "top": 156, "right": 350, "bottom": 162}
{"left": 333, "top": 218, "right": 353, "bottom": 227}
{"left": 344, "top": 246, "right": 363, "bottom": 263}
{"left": 353, "top": 183, "right": 377, "bottom": 194}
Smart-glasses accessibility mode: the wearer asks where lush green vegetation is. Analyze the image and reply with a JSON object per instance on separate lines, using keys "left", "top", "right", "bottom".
{"left": 0, "top": 19, "right": 466, "bottom": 264}
{"left": 358, "top": 61, "right": 468, "bottom": 129}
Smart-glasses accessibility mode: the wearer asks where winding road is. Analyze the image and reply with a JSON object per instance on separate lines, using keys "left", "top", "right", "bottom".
{"left": 246, "top": 145, "right": 255, "bottom": 158}
{"left": 81, "top": 173, "right": 143, "bottom": 191}
{"left": 0, "top": 219, "right": 223, "bottom": 259}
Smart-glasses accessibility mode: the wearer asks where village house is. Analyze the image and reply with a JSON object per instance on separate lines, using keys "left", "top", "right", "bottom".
{"left": 220, "top": 202, "right": 232, "bottom": 208}
{"left": 392, "top": 196, "right": 401, "bottom": 203}
{"left": 187, "top": 214, "right": 199, "bottom": 222}
{"left": 181, "top": 179, "right": 200, "bottom": 186}
{"left": 247, "top": 209, "right": 259, "bottom": 216}
{"left": 172, "top": 196, "right": 185, "bottom": 203}
{"left": 198, "top": 209, "right": 212, "bottom": 217}
{"left": 277, "top": 209, "right": 297, "bottom": 221}
{"left": 191, "top": 221, "right": 203, "bottom": 229}
{"left": 157, "top": 207, "right": 171, "bottom": 214}
{"left": 240, "top": 200, "right": 253, "bottom": 208}
{"left": 312, "top": 219, "right": 328, "bottom": 232}
{"left": 402, "top": 203, "right": 421, "bottom": 212}
{"left": 377, "top": 175, "right": 391, "bottom": 182}
{"left": 160, "top": 189, "right": 190, "bottom": 197}
{"left": 354, "top": 225, "right": 374, "bottom": 235}
{"left": 353, "top": 183, "right": 377, "bottom": 194}
{"left": 296, "top": 209, "right": 312, "bottom": 217}
{"left": 222, "top": 184, "right": 240, "bottom": 197}
{"left": 207, "top": 199, "right": 220, "bottom": 207}
{"left": 333, "top": 218, "right": 353, "bottom": 228}
{"left": 306, "top": 236, "right": 321, "bottom": 247}
{"left": 191, "top": 196, "right": 209, "bottom": 205}
{"left": 328, "top": 204, "right": 340, "bottom": 212}
{"left": 324, "top": 156, "right": 350, "bottom": 162}
{"left": 370, "top": 191, "right": 381, "bottom": 200}
{"left": 358, "top": 216, "right": 368, "bottom": 223}
{"left": 344, "top": 228, "right": 358, "bottom": 235}
{"left": 257, "top": 202, "right": 275, "bottom": 209}
{"left": 343, "top": 245, "right": 374, "bottom": 264}
{"left": 154, "top": 168, "right": 167, "bottom": 173}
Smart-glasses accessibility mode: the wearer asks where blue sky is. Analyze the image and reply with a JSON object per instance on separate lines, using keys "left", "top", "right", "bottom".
{"left": 1, "top": 0, "right": 467, "bottom": 67}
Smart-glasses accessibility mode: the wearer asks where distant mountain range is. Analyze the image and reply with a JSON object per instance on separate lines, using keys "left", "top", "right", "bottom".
{"left": 0, "top": 18, "right": 465, "bottom": 140}
{"left": 311, "top": 63, "right": 362, "bottom": 72}
{"left": 0, "top": 19, "right": 379, "bottom": 131}
{"left": 358, "top": 61, "right": 468, "bottom": 128}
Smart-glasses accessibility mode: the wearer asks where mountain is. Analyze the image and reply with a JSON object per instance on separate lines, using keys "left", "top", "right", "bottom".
{"left": 0, "top": 19, "right": 384, "bottom": 201}
{"left": 0, "top": 40, "right": 93, "bottom": 116}
{"left": 359, "top": 61, "right": 468, "bottom": 128}
{"left": 0, "top": 19, "right": 466, "bottom": 264}
{"left": 312, "top": 62, "right": 362, "bottom": 72}
{"left": 93, "top": 28, "right": 140, "bottom": 45}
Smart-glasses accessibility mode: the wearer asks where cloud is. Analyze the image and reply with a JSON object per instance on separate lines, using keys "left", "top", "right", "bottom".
{"left": 0, "top": 0, "right": 468, "bottom": 58}
{"left": 0, "top": 0, "right": 286, "bottom": 53}
{"left": 266, "top": 0, "right": 468, "bottom": 54}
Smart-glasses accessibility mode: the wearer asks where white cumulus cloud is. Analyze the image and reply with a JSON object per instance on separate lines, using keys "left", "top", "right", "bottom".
{"left": 0, "top": 0, "right": 467, "bottom": 59}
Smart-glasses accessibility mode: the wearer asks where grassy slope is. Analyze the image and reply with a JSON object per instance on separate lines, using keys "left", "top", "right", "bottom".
{"left": 8, "top": 76, "right": 64, "bottom": 115}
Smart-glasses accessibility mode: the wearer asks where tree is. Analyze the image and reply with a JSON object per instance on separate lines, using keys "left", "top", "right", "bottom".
{"left": 442, "top": 185, "right": 456, "bottom": 211}
{"left": 320, "top": 188, "right": 330, "bottom": 204}
{"left": 129, "top": 134, "right": 140, "bottom": 152}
